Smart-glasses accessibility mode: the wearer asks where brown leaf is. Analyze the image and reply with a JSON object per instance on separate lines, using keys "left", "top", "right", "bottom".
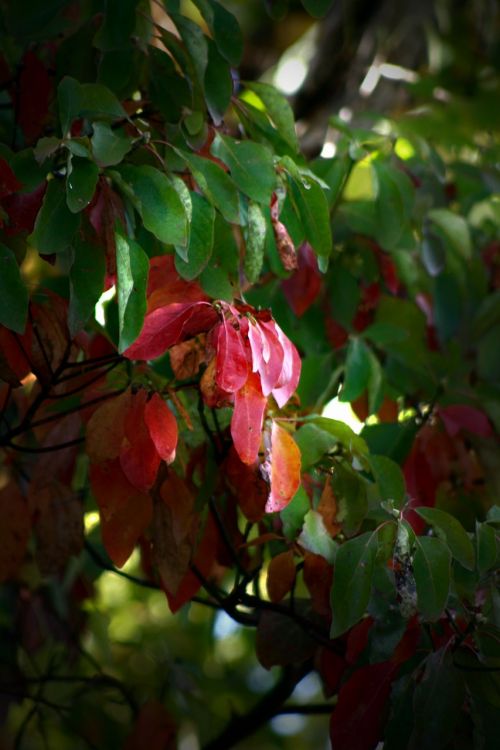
{"left": 318, "top": 478, "right": 341, "bottom": 537}
{"left": 169, "top": 335, "right": 207, "bottom": 380}
{"left": 85, "top": 389, "right": 131, "bottom": 464}
{"left": 267, "top": 550, "right": 296, "bottom": 603}
{"left": 303, "top": 553, "right": 333, "bottom": 617}
{"left": 33, "top": 481, "right": 84, "bottom": 575}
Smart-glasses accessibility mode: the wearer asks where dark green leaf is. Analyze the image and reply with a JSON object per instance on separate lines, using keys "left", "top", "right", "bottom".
{"left": 91, "top": 122, "right": 132, "bottom": 167}
{"left": 68, "top": 235, "right": 106, "bottom": 336}
{"left": 428, "top": 208, "right": 471, "bottom": 260}
{"left": 175, "top": 193, "right": 215, "bottom": 280}
{"left": 410, "top": 647, "right": 465, "bottom": 750}
{"left": 115, "top": 229, "right": 149, "bottom": 352}
{"left": 192, "top": 0, "right": 243, "bottom": 66}
{"left": 58, "top": 76, "right": 81, "bottom": 135}
{"left": 301, "top": 0, "right": 333, "bottom": 17}
{"left": 369, "top": 455, "right": 406, "bottom": 509}
{"left": 211, "top": 133, "right": 276, "bottom": 204}
{"left": 199, "top": 265, "right": 233, "bottom": 301}
{"left": 339, "top": 337, "right": 372, "bottom": 402}
{"left": 204, "top": 39, "right": 232, "bottom": 125}
{"left": 332, "top": 461, "right": 368, "bottom": 536}
{"left": 120, "top": 165, "right": 188, "bottom": 247}
{"left": 178, "top": 151, "right": 241, "bottom": 225}
{"left": 304, "top": 415, "right": 369, "bottom": 456}
{"left": 66, "top": 156, "right": 99, "bottom": 213}
{"left": 149, "top": 47, "right": 191, "bottom": 123}
{"left": 288, "top": 171, "right": 332, "bottom": 257}
{"left": 330, "top": 531, "right": 377, "bottom": 637}
{"left": 29, "top": 179, "right": 80, "bottom": 254}
{"left": 421, "top": 231, "right": 446, "bottom": 276}
{"left": 330, "top": 265, "right": 360, "bottom": 327}
{"left": 244, "top": 81, "right": 299, "bottom": 152}
{"left": 416, "top": 507, "right": 475, "bottom": 571}
{"left": 93, "top": 0, "right": 137, "bottom": 51}
{"left": 413, "top": 536, "right": 451, "bottom": 620}
{"left": 476, "top": 522, "right": 498, "bottom": 573}
{"left": 0, "top": 243, "right": 29, "bottom": 333}
{"left": 373, "top": 160, "right": 414, "bottom": 250}
{"left": 294, "top": 423, "right": 336, "bottom": 469}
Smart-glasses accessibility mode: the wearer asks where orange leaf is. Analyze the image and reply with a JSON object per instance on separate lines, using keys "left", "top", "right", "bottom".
{"left": 89, "top": 459, "right": 152, "bottom": 567}
{"left": 264, "top": 421, "right": 301, "bottom": 513}
{"left": 144, "top": 393, "right": 178, "bottom": 465}
{"left": 318, "top": 478, "right": 341, "bottom": 537}
{"left": 230, "top": 371, "right": 267, "bottom": 465}
{"left": 266, "top": 550, "right": 296, "bottom": 603}
{"left": 0, "top": 481, "right": 31, "bottom": 583}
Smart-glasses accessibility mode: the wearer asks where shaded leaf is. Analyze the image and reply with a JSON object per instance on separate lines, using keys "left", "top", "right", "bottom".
{"left": 68, "top": 234, "right": 106, "bottom": 336}
{"left": 416, "top": 507, "right": 475, "bottom": 570}
{"left": 29, "top": 178, "right": 80, "bottom": 254}
{"left": 0, "top": 242, "right": 29, "bottom": 333}
{"left": 413, "top": 536, "right": 451, "bottom": 620}
{"left": 144, "top": 393, "right": 178, "bottom": 465}
{"left": 231, "top": 371, "right": 267, "bottom": 465}
{"left": 0, "top": 482, "right": 31, "bottom": 583}
{"left": 266, "top": 550, "right": 296, "bottom": 603}
{"left": 370, "top": 455, "right": 406, "bottom": 509}
{"left": 330, "top": 531, "right": 378, "bottom": 637}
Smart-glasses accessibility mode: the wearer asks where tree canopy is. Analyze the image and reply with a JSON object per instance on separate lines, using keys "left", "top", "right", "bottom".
{"left": 0, "top": 1, "right": 499, "bottom": 748}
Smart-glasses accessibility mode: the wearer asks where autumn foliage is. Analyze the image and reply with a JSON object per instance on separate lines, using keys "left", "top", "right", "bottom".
{"left": 0, "top": 1, "right": 499, "bottom": 749}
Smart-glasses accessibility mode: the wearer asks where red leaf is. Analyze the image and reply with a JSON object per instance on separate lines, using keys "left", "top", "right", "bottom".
{"left": 223, "top": 446, "right": 267, "bottom": 521}
{"left": 264, "top": 422, "right": 301, "bottom": 513}
{"left": 85, "top": 389, "right": 131, "bottom": 464}
{"left": 267, "top": 550, "right": 296, "bottom": 603}
{"left": 317, "top": 647, "right": 346, "bottom": 697}
{"left": 124, "top": 700, "right": 176, "bottom": 750}
{"left": 231, "top": 371, "right": 267, "bottom": 465}
{"left": 3, "top": 182, "right": 46, "bottom": 236}
{"left": 303, "top": 554, "right": 332, "bottom": 617}
{"left": 330, "top": 661, "right": 397, "bottom": 750}
{"left": 15, "top": 52, "right": 52, "bottom": 143}
{"left": 0, "top": 325, "right": 32, "bottom": 386}
{"left": 346, "top": 617, "right": 374, "bottom": 664}
{"left": 144, "top": 393, "right": 178, "bottom": 465}
{"left": 120, "top": 389, "right": 161, "bottom": 491}
{"left": 282, "top": 242, "right": 322, "bottom": 316}
{"left": 123, "top": 301, "right": 218, "bottom": 361}
{"left": 147, "top": 255, "right": 206, "bottom": 310}
{"left": 0, "top": 158, "right": 22, "bottom": 199}
{"left": 215, "top": 318, "right": 248, "bottom": 393}
{"left": 89, "top": 460, "right": 152, "bottom": 568}
{"left": 438, "top": 404, "right": 492, "bottom": 438}
{"left": 0, "top": 481, "right": 31, "bottom": 583}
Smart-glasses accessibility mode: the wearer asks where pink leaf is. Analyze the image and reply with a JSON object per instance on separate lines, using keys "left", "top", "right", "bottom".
{"left": 256, "top": 321, "right": 284, "bottom": 396}
{"left": 231, "top": 371, "right": 267, "bottom": 465}
{"left": 144, "top": 393, "right": 178, "bottom": 465}
{"left": 264, "top": 422, "right": 301, "bottom": 513}
{"left": 272, "top": 324, "right": 301, "bottom": 408}
{"left": 124, "top": 301, "right": 218, "bottom": 361}
{"left": 438, "top": 405, "right": 492, "bottom": 438}
{"left": 215, "top": 318, "right": 248, "bottom": 393}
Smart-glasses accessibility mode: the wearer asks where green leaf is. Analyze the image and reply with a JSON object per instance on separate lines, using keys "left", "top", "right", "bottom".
{"left": 66, "top": 156, "right": 99, "bottom": 213}
{"left": 58, "top": 76, "right": 81, "bottom": 135}
{"left": 413, "top": 536, "right": 451, "bottom": 620}
{"left": 372, "top": 160, "right": 414, "bottom": 250}
{"left": 339, "top": 337, "right": 372, "bottom": 402}
{"left": 416, "top": 508, "right": 475, "bottom": 571}
{"left": 330, "top": 531, "right": 378, "bottom": 637}
{"left": 476, "top": 522, "right": 498, "bottom": 573}
{"left": 175, "top": 192, "right": 215, "bottom": 280}
{"left": 29, "top": 179, "right": 80, "bottom": 254}
{"left": 301, "top": 0, "right": 333, "bottom": 17}
{"left": 332, "top": 462, "right": 368, "bottom": 536}
{"left": 68, "top": 235, "right": 106, "bottom": 336}
{"left": 287, "top": 171, "right": 332, "bottom": 257}
{"left": 93, "top": 0, "right": 137, "bottom": 51}
{"left": 120, "top": 165, "right": 188, "bottom": 246}
{"left": 298, "top": 510, "right": 338, "bottom": 564}
{"left": 294, "top": 423, "right": 336, "bottom": 469}
{"left": 410, "top": 648, "right": 465, "bottom": 750}
{"left": 281, "top": 485, "right": 310, "bottom": 541}
{"left": 199, "top": 265, "right": 233, "bottom": 301}
{"left": 211, "top": 133, "right": 276, "bottom": 204}
{"left": 192, "top": 0, "right": 243, "bottom": 66}
{"left": 244, "top": 200, "right": 267, "bottom": 283}
{"left": 91, "top": 122, "right": 132, "bottom": 167}
{"left": 149, "top": 47, "right": 191, "bottom": 124}
{"left": 244, "top": 81, "right": 299, "bottom": 152}
{"left": 330, "top": 265, "right": 360, "bottom": 327}
{"left": 178, "top": 151, "right": 241, "bottom": 225}
{"left": 428, "top": 208, "right": 471, "bottom": 260}
{"left": 58, "top": 77, "right": 126, "bottom": 133}
{"left": 204, "top": 39, "right": 233, "bottom": 125}
{"left": 303, "top": 415, "right": 369, "bottom": 456}
{"left": 115, "top": 229, "right": 149, "bottom": 352}
{"left": 0, "top": 243, "right": 29, "bottom": 333}
{"left": 369, "top": 455, "right": 406, "bottom": 509}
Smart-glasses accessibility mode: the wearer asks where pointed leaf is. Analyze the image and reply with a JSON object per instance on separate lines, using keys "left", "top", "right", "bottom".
{"left": 68, "top": 234, "right": 105, "bottom": 336}
{"left": 144, "top": 393, "right": 178, "bottom": 465}
{"left": 115, "top": 228, "right": 149, "bottom": 353}
{"left": 29, "top": 178, "right": 80, "bottom": 253}
{"left": 211, "top": 133, "right": 276, "bottom": 204}
{"left": 178, "top": 150, "right": 240, "bottom": 224}
{"left": 369, "top": 455, "right": 406, "bottom": 509}
{"left": 413, "top": 536, "right": 451, "bottom": 620}
{"left": 288, "top": 171, "right": 332, "bottom": 257}
{"left": 0, "top": 243, "right": 29, "bottom": 333}
{"left": 339, "top": 337, "right": 372, "bottom": 403}
{"left": 66, "top": 156, "right": 99, "bottom": 213}
{"left": 267, "top": 550, "right": 296, "bottom": 603}
{"left": 330, "top": 531, "right": 378, "bottom": 637}
{"left": 231, "top": 371, "right": 267, "bottom": 465}
{"left": 120, "top": 390, "right": 161, "bottom": 492}
{"left": 416, "top": 507, "right": 475, "bottom": 571}
{"left": 244, "top": 81, "right": 299, "bottom": 152}
{"left": 264, "top": 422, "right": 301, "bottom": 513}
{"left": 204, "top": 39, "right": 233, "bottom": 125}
{"left": 175, "top": 192, "right": 215, "bottom": 280}
{"left": 215, "top": 319, "right": 248, "bottom": 393}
